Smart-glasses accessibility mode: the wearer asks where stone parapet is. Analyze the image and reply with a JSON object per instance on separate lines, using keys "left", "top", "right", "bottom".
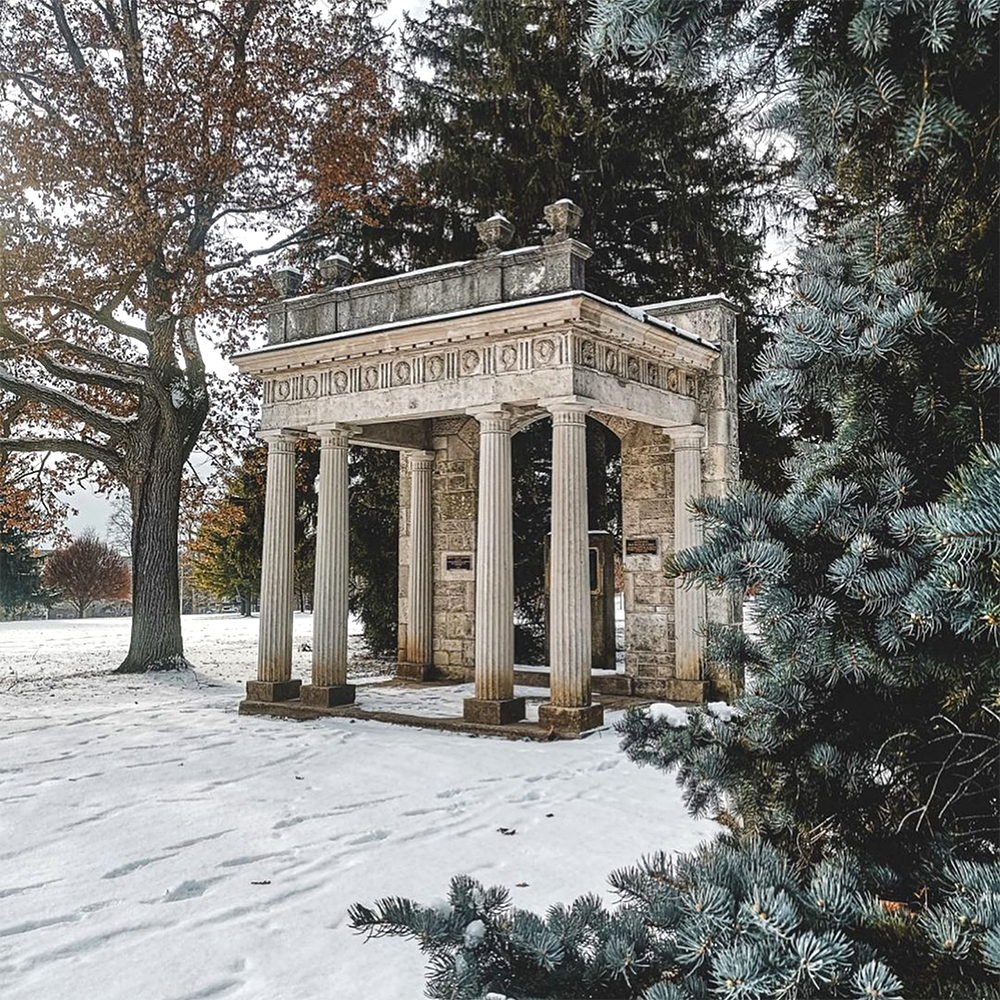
{"left": 267, "top": 241, "right": 593, "bottom": 345}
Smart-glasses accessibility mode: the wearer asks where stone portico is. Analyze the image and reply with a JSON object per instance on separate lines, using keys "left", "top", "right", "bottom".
{"left": 233, "top": 201, "right": 739, "bottom": 736}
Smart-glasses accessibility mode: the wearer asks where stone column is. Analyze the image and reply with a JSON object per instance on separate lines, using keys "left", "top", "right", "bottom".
{"left": 248, "top": 430, "right": 302, "bottom": 702}
{"left": 463, "top": 406, "right": 524, "bottom": 725}
{"left": 301, "top": 426, "right": 355, "bottom": 708}
{"left": 399, "top": 450, "right": 435, "bottom": 680}
{"left": 668, "top": 426, "right": 707, "bottom": 681}
{"left": 539, "top": 402, "right": 604, "bottom": 735}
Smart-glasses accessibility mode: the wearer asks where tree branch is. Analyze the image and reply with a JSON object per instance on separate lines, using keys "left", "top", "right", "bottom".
{"left": 31, "top": 336, "right": 149, "bottom": 382}
{"left": 0, "top": 370, "right": 132, "bottom": 437}
{"left": 0, "top": 320, "right": 145, "bottom": 396}
{"left": 0, "top": 435, "right": 122, "bottom": 469}
{"left": 46, "top": 1, "right": 87, "bottom": 72}
{"left": 205, "top": 218, "right": 325, "bottom": 276}
{"left": 3, "top": 294, "right": 151, "bottom": 348}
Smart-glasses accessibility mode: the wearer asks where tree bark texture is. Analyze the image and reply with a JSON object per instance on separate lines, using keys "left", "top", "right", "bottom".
{"left": 117, "top": 344, "right": 205, "bottom": 671}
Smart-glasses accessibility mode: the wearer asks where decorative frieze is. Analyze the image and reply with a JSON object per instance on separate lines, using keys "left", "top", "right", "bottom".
{"left": 262, "top": 329, "right": 696, "bottom": 408}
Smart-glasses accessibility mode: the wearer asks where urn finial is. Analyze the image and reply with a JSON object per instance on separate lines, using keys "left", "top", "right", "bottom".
{"left": 269, "top": 266, "right": 304, "bottom": 298}
{"left": 476, "top": 212, "right": 515, "bottom": 255}
{"left": 319, "top": 253, "right": 353, "bottom": 286}
{"left": 543, "top": 199, "right": 583, "bottom": 243}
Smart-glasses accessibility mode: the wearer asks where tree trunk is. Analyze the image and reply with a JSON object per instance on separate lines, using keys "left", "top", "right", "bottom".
{"left": 117, "top": 432, "right": 188, "bottom": 672}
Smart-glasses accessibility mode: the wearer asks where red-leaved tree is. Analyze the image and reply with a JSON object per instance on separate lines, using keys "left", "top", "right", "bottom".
{"left": 0, "top": 1, "right": 393, "bottom": 669}
{"left": 43, "top": 530, "right": 131, "bottom": 618}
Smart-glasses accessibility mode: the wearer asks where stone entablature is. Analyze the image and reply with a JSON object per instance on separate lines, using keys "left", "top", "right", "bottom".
{"left": 241, "top": 293, "right": 718, "bottom": 433}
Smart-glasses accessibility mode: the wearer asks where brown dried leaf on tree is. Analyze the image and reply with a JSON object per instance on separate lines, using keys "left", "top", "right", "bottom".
{"left": 0, "top": 1, "right": 395, "bottom": 670}
{"left": 42, "top": 530, "right": 131, "bottom": 618}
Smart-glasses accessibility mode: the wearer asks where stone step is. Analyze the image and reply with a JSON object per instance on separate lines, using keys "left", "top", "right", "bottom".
{"left": 512, "top": 667, "right": 635, "bottom": 696}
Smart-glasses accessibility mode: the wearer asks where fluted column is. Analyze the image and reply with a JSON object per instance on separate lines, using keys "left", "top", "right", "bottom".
{"left": 403, "top": 450, "right": 435, "bottom": 676}
{"left": 248, "top": 429, "right": 302, "bottom": 702}
{"left": 668, "top": 426, "right": 707, "bottom": 680}
{"left": 538, "top": 402, "right": 603, "bottom": 735}
{"left": 302, "top": 426, "right": 355, "bottom": 708}
{"left": 463, "top": 406, "right": 524, "bottom": 726}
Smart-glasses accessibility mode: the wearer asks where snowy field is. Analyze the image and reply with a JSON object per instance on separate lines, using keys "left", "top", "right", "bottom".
{"left": 0, "top": 614, "right": 713, "bottom": 1000}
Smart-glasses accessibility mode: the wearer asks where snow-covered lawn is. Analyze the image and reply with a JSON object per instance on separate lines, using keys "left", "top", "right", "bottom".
{"left": 0, "top": 614, "right": 713, "bottom": 1000}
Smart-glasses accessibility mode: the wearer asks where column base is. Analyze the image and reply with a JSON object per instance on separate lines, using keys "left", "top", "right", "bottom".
{"left": 538, "top": 702, "right": 605, "bottom": 735}
{"left": 396, "top": 661, "right": 433, "bottom": 682}
{"left": 463, "top": 697, "right": 525, "bottom": 726}
{"left": 300, "top": 684, "right": 356, "bottom": 708}
{"left": 246, "top": 678, "right": 301, "bottom": 703}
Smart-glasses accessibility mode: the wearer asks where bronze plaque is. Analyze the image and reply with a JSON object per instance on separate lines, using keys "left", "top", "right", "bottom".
{"left": 625, "top": 537, "right": 658, "bottom": 556}
{"left": 445, "top": 553, "right": 473, "bottom": 572}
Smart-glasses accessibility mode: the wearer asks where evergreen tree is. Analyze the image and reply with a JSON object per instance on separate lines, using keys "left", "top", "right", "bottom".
{"left": 350, "top": 2, "right": 999, "bottom": 997}
{"left": 348, "top": 446, "right": 399, "bottom": 658}
{"left": 356, "top": 0, "right": 781, "bottom": 488}
{"left": 0, "top": 524, "right": 46, "bottom": 619}
{"left": 606, "top": 0, "right": 1000, "bottom": 871}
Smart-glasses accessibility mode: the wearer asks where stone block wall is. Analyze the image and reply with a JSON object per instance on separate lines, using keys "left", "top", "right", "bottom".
{"left": 645, "top": 299, "right": 743, "bottom": 698}
{"left": 617, "top": 420, "right": 678, "bottom": 698}
{"left": 397, "top": 416, "right": 479, "bottom": 677}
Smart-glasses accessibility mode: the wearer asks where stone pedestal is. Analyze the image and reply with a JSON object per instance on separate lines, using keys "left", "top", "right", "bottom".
{"left": 463, "top": 696, "right": 526, "bottom": 726}
{"left": 311, "top": 426, "right": 353, "bottom": 703}
{"left": 255, "top": 431, "right": 301, "bottom": 691}
{"left": 464, "top": 407, "right": 523, "bottom": 724}
{"left": 300, "top": 683, "right": 356, "bottom": 708}
{"left": 538, "top": 703, "right": 604, "bottom": 736}
{"left": 246, "top": 678, "right": 302, "bottom": 703}
{"left": 396, "top": 661, "right": 432, "bottom": 681}
{"left": 668, "top": 426, "right": 707, "bottom": 680}
{"left": 399, "top": 450, "right": 435, "bottom": 679}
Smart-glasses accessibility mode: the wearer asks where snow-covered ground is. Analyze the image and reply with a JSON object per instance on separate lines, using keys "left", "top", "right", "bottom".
{"left": 0, "top": 614, "right": 713, "bottom": 1000}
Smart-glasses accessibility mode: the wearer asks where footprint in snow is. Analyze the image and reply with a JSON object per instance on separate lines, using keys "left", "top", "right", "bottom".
{"left": 162, "top": 876, "right": 228, "bottom": 902}
{"left": 347, "top": 828, "right": 390, "bottom": 845}
{"left": 103, "top": 854, "right": 176, "bottom": 879}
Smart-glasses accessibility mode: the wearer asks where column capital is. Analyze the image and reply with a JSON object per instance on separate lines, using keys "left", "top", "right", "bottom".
{"left": 406, "top": 449, "right": 436, "bottom": 469}
{"left": 467, "top": 404, "right": 511, "bottom": 434}
{"left": 310, "top": 423, "right": 355, "bottom": 447}
{"left": 541, "top": 397, "right": 593, "bottom": 427}
{"left": 257, "top": 427, "right": 308, "bottom": 450}
{"left": 663, "top": 424, "right": 706, "bottom": 449}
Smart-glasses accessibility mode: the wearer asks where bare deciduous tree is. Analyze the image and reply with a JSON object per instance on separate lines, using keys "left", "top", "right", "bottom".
{"left": 43, "top": 530, "right": 131, "bottom": 618}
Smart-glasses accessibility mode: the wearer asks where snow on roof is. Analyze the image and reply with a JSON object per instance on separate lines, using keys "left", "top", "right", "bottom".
{"left": 640, "top": 293, "right": 739, "bottom": 312}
